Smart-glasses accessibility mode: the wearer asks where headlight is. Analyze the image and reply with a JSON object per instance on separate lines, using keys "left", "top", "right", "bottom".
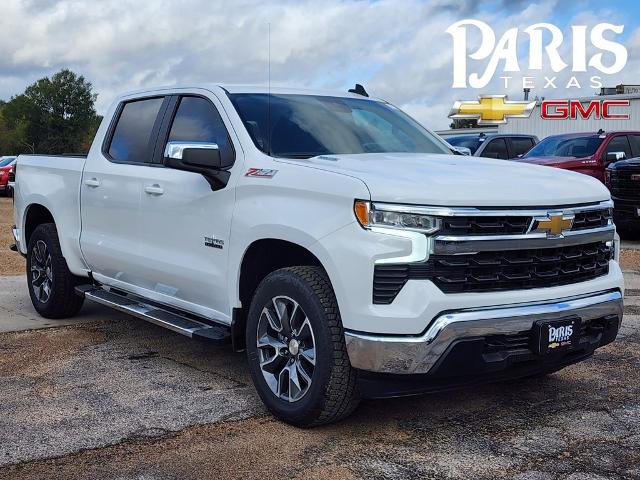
{"left": 354, "top": 200, "right": 441, "bottom": 234}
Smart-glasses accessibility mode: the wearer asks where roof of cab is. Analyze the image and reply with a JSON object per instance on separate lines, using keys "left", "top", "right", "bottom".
{"left": 117, "top": 84, "right": 380, "bottom": 101}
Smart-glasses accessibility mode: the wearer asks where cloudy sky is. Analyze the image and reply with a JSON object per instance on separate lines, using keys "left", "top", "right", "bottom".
{"left": 1, "top": 0, "right": 639, "bottom": 129}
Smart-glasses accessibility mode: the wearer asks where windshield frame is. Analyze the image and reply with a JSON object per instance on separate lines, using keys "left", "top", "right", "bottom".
{"left": 227, "top": 93, "right": 451, "bottom": 158}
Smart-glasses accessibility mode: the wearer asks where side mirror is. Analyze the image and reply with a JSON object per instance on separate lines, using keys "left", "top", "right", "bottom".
{"left": 165, "top": 141, "right": 223, "bottom": 169}
{"left": 164, "top": 141, "right": 231, "bottom": 190}
{"left": 606, "top": 151, "right": 626, "bottom": 163}
{"left": 450, "top": 146, "right": 471, "bottom": 156}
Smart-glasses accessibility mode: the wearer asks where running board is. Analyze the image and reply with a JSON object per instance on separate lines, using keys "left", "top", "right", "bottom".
{"left": 76, "top": 285, "right": 230, "bottom": 344}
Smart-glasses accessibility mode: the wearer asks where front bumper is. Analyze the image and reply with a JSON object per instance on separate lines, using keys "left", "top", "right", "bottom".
{"left": 344, "top": 289, "right": 623, "bottom": 375}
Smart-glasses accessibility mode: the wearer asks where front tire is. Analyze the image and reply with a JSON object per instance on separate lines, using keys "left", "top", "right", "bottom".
{"left": 26, "top": 223, "right": 84, "bottom": 319}
{"left": 246, "top": 266, "right": 359, "bottom": 427}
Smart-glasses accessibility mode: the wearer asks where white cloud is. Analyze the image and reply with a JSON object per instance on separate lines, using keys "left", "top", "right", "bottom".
{"left": 0, "top": 0, "right": 637, "bottom": 130}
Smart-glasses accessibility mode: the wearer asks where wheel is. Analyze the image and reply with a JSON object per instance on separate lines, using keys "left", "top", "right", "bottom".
{"left": 246, "top": 266, "right": 359, "bottom": 427}
{"left": 26, "top": 223, "right": 84, "bottom": 319}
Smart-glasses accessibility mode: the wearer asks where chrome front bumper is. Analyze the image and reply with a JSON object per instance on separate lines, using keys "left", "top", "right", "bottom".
{"left": 344, "top": 290, "right": 623, "bottom": 374}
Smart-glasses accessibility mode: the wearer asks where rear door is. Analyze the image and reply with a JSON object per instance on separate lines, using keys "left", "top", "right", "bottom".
{"left": 80, "top": 96, "right": 168, "bottom": 286}
{"left": 134, "top": 93, "right": 239, "bottom": 321}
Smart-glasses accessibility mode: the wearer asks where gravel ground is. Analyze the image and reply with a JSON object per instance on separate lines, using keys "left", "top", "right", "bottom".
{"left": 620, "top": 249, "right": 640, "bottom": 270}
{"left": 0, "top": 294, "right": 638, "bottom": 480}
{"left": 0, "top": 197, "right": 23, "bottom": 276}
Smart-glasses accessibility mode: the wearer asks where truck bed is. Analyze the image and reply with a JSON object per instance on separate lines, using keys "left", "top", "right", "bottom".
{"left": 13, "top": 154, "right": 88, "bottom": 275}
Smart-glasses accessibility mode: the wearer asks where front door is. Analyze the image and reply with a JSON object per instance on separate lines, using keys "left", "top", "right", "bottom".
{"left": 134, "top": 94, "right": 239, "bottom": 322}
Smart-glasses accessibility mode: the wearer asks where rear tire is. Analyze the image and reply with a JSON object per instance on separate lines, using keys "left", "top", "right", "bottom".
{"left": 246, "top": 266, "right": 359, "bottom": 427}
{"left": 26, "top": 223, "right": 84, "bottom": 319}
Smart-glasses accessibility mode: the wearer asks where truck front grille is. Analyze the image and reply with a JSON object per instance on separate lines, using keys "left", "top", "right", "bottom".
{"left": 440, "top": 217, "right": 530, "bottom": 236}
{"left": 373, "top": 241, "right": 612, "bottom": 303}
{"left": 609, "top": 169, "right": 640, "bottom": 201}
{"left": 572, "top": 209, "right": 612, "bottom": 230}
{"left": 438, "top": 208, "right": 611, "bottom": 236}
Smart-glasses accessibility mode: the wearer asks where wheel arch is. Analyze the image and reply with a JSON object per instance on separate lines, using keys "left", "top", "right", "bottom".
{"left": 231, "top": 238, "right": 327, "bottom": 351}
{"left": 23, "top": 203, "right": 55, "bottom": 248}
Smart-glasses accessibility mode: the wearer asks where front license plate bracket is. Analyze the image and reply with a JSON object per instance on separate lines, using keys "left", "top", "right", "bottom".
{"left": 531, "top": 315, "right": 581, "bottom": 355}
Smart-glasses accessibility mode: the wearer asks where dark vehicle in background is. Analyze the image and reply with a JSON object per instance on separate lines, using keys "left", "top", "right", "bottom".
{"left": 606, "top": 158, "right": 640, "bottom": 233}
{"left": 517, "top": 131, "right": 640, "bottom": 183}
{"left": 0, "top": 156, "right": 16, "bottom": 196}
{"left": 447, "top": 133, "right": 538, "bottom": 160}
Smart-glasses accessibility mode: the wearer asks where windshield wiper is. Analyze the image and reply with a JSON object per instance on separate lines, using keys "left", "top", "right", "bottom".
{"left": 275, "top": 153, "right": 325, "bottom": 159}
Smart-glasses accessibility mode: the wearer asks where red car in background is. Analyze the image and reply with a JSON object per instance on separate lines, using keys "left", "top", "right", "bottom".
{"left": 0, "top": 156, "right": 17, "bottom": 196}
{"left": 516, "top": 131, "right": 640, "bottom": 183}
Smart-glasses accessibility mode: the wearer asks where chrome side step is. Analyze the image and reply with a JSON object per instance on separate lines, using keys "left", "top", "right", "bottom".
{"left": 76, "top": 285, "right": 230, "bottom": 344}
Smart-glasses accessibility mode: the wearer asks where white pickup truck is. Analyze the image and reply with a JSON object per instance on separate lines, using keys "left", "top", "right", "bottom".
{"left": 12, "top": 85, "right": 624, "bottom": 426}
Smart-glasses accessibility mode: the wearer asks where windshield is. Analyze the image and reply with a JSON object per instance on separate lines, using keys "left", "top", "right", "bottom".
{"left": 229, "top": 93, "right": 451, "bottom": 158}
{"left": 524, "top": 135, "right": 603, "bottom": 158}
{"left": 0, "top": 157, "right": 16, "bottom": 167}
{"left": 447, "top": 136, "right": 482, "bottom": 154}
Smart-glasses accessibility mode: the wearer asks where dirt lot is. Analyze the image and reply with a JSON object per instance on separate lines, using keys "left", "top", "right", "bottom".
{"left": 0, "top": 196, "right": 639, "bottom": 479}
{"left": 0, "top": 197, "right": 24, "bottom": 276}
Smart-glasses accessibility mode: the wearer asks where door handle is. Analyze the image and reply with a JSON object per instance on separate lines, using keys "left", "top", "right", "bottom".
{"left": 144, "top": 184, "right": 164, "bottom": 195}
{"left": 84, "top": 178, "right": 100, "bottom": 188}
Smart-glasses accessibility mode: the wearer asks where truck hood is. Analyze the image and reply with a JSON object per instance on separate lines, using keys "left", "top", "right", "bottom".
{"left": 293, "top": 152, "right": 609, "bottom": 206}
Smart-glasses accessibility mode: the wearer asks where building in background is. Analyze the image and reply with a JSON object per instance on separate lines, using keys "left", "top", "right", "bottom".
{"left": 496, "top": 93, "right": 640, "bottom": 140}
{"left": 438, "top": 86, "right": 640, "bottom": 141}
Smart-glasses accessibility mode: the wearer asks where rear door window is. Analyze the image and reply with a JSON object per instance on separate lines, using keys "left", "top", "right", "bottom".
{"left": 605, "top": 135, "right": 632, "bottom": 160}
{"left": 510, "top": 137, "right": 535, "bottom": 158}
{"left": 107, "top": 97, "right": 165, "bottom": 163}
{"left": 481, "top": 138, "right": 509, "bottom": 160}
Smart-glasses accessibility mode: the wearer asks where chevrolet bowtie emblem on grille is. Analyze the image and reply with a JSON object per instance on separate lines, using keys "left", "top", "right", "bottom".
{"left": 448, "top": 95, "right": 536, "bottom": 126}
{"left": 533, "top": 213, "right": 574, "bottom": 238}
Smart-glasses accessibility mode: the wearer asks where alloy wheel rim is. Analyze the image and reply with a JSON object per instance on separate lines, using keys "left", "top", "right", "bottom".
{"left": 31, "top": 240, "right": 52, "bottom": 304}
{"left": 256, "top": 296, "right": 316, "bottom": 402}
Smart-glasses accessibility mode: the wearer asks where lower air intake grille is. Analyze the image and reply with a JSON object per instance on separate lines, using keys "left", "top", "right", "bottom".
{"left": 373, "top": 241, "right": 612, "bottom": 304}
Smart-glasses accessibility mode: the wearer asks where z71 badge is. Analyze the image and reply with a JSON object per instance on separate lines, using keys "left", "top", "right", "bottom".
{"left": 245, "top": 168, "right": 278, "bottom": 178}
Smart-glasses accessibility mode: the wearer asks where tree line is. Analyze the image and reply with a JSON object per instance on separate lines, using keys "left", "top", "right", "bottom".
{"left": 0, "top": 69, "right": 102, "bottom": 155}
